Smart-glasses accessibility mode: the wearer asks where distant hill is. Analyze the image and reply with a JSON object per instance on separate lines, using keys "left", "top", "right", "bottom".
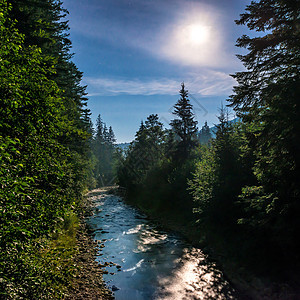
{"left": 207, "top": 117, "right": 240, "bottom": 138}
{"left": 116, "top": 142, "right": 130, "bottom": 151}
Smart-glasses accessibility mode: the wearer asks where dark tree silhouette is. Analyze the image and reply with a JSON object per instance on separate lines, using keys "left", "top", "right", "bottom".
{"left": 170, "top": 83, "right": 198, "bottom": 158}
{"left": 229, "top": 0, "right": 300, "bottom": 257}
{"left": 199, "top": 121, "right": 212, "bottom": 145}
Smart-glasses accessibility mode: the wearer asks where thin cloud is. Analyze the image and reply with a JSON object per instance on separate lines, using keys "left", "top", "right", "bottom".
{"left": 85, "top": 77, "right": 179, "bottom": 96}
{"left": 84, "top": 71, "right": 235, "bottom": 97}
{"left": 189, "top": 71, "right": 236, "bottom": 96}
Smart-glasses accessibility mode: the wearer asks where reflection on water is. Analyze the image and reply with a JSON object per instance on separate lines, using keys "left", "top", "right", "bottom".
{"left": 87, "top": 190, "right": 237, "bottom": 300}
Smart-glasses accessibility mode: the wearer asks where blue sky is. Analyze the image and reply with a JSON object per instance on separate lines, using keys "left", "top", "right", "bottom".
{"left": 63, "top": 0, "right": 252, "bottom": 143}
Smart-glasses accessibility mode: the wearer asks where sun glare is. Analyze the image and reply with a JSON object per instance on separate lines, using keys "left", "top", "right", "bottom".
{"left": 187, "top": 24, "right": 209, "bottom": 45}
{"left": 159, "top": 5, "right": 226, "bottom": 67}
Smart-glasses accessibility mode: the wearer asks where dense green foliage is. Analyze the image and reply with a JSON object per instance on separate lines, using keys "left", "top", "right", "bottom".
{"left": 198, "top": 121, "right": 212, "bottom": 145}
{"left": 227, "top": 0, "right": 300, "bottom": 255}
{"left": 117, "top": 85, "right": 199, "bottom": 224}
{"left": 91, "top": 114, "right": 117, "bottom": 187}
{"left": 190, "top": 108, "right": 249, "bottom": 228}
{"left": 0, "top": 0, "right": 106, "bottom": 298}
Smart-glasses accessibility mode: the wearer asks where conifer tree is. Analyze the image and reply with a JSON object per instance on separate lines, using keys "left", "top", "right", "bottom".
{"left": 117, "top": 115, "right": 165, "bottom": 189}
{"left": 144, "top": 114, "right": 165, "bottom": 147}
{"left": 92, "top": 114, "right": 117, "bottom": 186}
{"left": 95, "top": 114, "right": 104, "bottom": 140}
{"left": 108, "top": 126, "right": 116, "bottom": 144}
{"left": 103, "top": 124, "right": 109, "bottom": 143}
{"left": 190, "top": 106, "right": 248, "bottom": 228}
{"left": 170, "top": 83, "right": 198, "bottom": 158}
{"left": 229, "top": 0, "right": 300, "bottom": 248}
{"left": 0, "top": 0, "right": 93, "bottom": 296}
{"left": 8, "top": 0, "right": 91, "bottom": 157}
{"left": 199, "top": 121, "right": 212, "bottom": 145}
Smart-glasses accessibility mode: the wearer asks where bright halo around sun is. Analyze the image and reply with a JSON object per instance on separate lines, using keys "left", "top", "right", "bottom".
{"left": 159, "top": 4, "right": 226, "bottom": 67}
{"left": 187, "top": 24, "right": 209, "bottom": 45}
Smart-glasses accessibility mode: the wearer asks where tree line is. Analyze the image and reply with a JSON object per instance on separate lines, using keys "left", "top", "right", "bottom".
{"left": 90, "top": 114, "right": 118, "bottom": 187}
{"left": 117, "top": 0, "right": 300, "bottom": 276}
{"left": 0, "top": 0, "right": 116, "bottom": 298}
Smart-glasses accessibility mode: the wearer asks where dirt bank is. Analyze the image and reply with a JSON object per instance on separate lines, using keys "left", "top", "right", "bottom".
{"left": 65, "top": 189, "right": 114, "bottom": 300}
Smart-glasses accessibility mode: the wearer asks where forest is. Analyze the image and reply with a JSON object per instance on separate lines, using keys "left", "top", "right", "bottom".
{"left": 0, "top": 0, "right": 299, "bottom": 298}
{"left": 0, "top": 0, "right": 115, "bottom": 298}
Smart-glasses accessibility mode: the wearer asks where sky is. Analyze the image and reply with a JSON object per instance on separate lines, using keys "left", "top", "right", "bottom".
{"left": 63, "top": 0, "right": 252, "bottom": 143}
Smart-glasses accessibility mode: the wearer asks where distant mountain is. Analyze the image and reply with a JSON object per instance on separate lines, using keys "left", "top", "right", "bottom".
{"left": 204, "top": 117, "right": 240, "bottom": 138}
{"left": 116, "top": 142, "right": 130, "bottom": 151}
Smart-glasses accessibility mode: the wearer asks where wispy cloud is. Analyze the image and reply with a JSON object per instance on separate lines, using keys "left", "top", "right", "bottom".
{"left": 189, "top": 71, "right": 236, "bottom": 96}
{"left": 85, "top": 77, "right": 179, "bottom": 96}
{"left": 84, "top": 70, "right": 236, "bottom": 97}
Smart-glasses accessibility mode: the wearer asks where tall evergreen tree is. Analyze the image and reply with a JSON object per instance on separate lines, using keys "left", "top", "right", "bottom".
{"left": 103, "top": 124, "right": 109, "bottom": 143}
{"left": 199, "top": 121, "right": 212, "bottom": 145}
{"left": 170, "top": 83, "right": 198, "bottom": 158}
{"left": 7, "top": 0, "right": 91, "bottom": 155}
{"left": 108, "top": 126, "right": 116, "bottom": 144}
{"left": 133, "top": 114, "right": 165, "bottom": 168}
{"left": 229, "top": 0, "right": 300, "bottom": 253}
{"left": 0, "top": 0, "right": 94, "bottom": 297}
{"left": 190, "top": 106, "right": 247, "bottom": 228}
{"left": 92, "top": 114, "right": 117, "bottom": 186}
{"left": 144, "top": 114, "right": 165, "bottom": 150}
{"left": 95, "top": 114, "right": 104, "bottom": 140}
{"left": 117, "top": 114, "right": 165, "bottom": 189}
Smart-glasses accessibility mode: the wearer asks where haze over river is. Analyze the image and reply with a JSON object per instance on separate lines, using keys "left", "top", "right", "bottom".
{"left": 87, "top": 189, "right": 238, "bottom": 300}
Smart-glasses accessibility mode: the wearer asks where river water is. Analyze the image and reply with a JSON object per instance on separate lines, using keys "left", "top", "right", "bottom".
{"left": 87, "top": 189, "right": 238, "bottom": 300}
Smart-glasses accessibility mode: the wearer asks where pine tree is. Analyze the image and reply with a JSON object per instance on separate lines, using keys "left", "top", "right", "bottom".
{"left": 229, "top": 0, "right": 300, "bottom": 254}
{"left": 144, "top": 114, "right": 165, "bottom": 148}
{"left": 190, "top": 106, "right": 248, "bottom": 229}
{"left": 170, "top": 83, "right": 198, "bottom": 158}
{"left": 199, "top": 121, "right": 212, "bottom": 145}
{"left": 92, "top": 114, "right": 117, "bottom": 186}
{"left": 8, "top": 0, "right": 91, "bottom": 157}
{"left": 134, "top": 114, "right": 164, "bottom": 168}
{"left": 118, "top": 115, "right": 165, "bottom": 188}
{"left": 108, "top": 126, "right": 116, "bottom": 144}
{"left": 135, "top": 121, "right": 146, "bottom": 141}
{"left": 95, "top": 114, "right": 104, "bottom": 140}
{"left": 103, "top": 124, "right": 109, "bottom": 143}
{"left": 0, "top": 1, "right": 93, "bottom": 296}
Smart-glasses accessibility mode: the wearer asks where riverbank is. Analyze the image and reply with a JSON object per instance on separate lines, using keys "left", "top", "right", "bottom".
{"left": 115, "top": 187, "right": 300, "bottom": 300}
{"left": 66, "top": 189, "right": 114, "bottom": 300}
{"left": 86, "top": 187, "right": 239, "bottom": 299}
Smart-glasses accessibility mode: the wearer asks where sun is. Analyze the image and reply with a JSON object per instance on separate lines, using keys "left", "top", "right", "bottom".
{"left": 160, "top": 9, "right": 223, "bottom": 67}
{"left": 187, "top": 24, "right": 209, "bottom": 45}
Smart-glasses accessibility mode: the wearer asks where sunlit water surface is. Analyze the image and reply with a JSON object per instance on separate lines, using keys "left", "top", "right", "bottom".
{"left": 87, "top": 190, "right": 237, "bottom": 300}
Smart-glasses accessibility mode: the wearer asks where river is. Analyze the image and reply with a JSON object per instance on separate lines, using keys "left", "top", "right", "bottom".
{"left": 87, "top": 189, "right": 238, "bottom": 300}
